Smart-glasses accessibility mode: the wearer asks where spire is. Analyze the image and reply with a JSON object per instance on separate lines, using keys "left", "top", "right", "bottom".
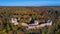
{"left": 29, "top": 17, "right": 35, "bottom": 24}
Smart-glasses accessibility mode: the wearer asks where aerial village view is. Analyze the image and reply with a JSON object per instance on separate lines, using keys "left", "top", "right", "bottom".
{"left": 0, "top": 6, "right": 60, "bottom": 34}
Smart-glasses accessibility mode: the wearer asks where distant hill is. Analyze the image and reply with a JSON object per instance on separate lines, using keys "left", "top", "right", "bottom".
{"left": 0, "top": 6, "right": 60, "bottom": 23}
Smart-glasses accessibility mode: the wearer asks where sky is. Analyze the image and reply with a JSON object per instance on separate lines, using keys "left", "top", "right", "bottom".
{"left": 0, "top": 0, "right": 60, "bottom": 6}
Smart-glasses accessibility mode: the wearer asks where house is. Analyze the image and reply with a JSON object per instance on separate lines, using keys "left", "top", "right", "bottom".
{"left": 11, "top": 18, "right": 18, "bottom": 25}
{"left": 28, "top": 17, "right": 39, "bottom": 25}
{"left": 29, "top": 20, "right": 39, "bottom": 26}
{"left": 28, "top": 17, "right": 35, "bottom": 24}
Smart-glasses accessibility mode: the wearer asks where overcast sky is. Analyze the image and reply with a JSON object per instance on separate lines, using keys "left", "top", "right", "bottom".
{"left": 0, "top": 0, "right": 60, "bottom": 6}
